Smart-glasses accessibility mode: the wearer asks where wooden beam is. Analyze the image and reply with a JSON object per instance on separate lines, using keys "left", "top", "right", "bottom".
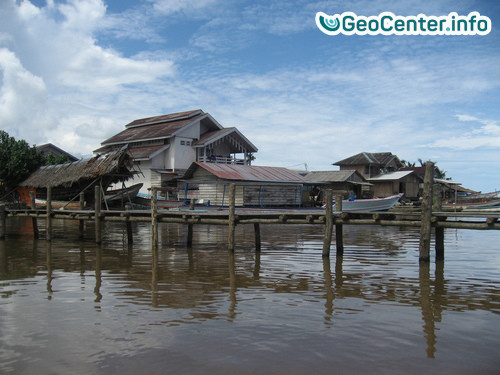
{"left": 94, "top": 185, "right": 101, "bottom": 244}
{"left": 46, "top": 186, "right": 52, "bottom": 241}
{"left": 335, "top": 194, "right": 344, "bottom": 256}
{"left": 29, "top": 191, "right": 39, "bottom": 239}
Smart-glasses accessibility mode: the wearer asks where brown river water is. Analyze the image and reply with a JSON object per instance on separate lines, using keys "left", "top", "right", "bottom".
{"left": 0, "top": 217, "right": 499, "bottom": 374}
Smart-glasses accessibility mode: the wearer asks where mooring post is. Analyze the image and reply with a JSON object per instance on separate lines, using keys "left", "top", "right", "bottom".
{"left": 254, "top": 223, "right": 261, "bottom": 252}
{"left": 433, "top": 185, "right": 444, "bottom": 260}
{"left": 322, "top": 189, "right": 333, "bottom": 257}
{"left": 0, "top": 205, "right": 6, "bottom": 239}
{"left": 187, "top": 198, "right": 194, "bottom": 246}
{"left": 335, "top": 193, "right": 344, "bottom": 256}
{"left": 94, "top": 185, "right": 102, "bottom": 244}
{"left": 29, "top": 191, "right": 39, "bottom": 239}
{"left": 228, "top": 183, "right": 236, "bottom": 251}
{"left": 419, "top": 162, "right": 434, "bottom": 262}
{"left": 151, "top": 187, "right": 158, "bottom": 246}
{"left": 46, "top": 186, "right": 52, "bottom": 241}
{"left": 79, "top": 192, "right": 85, "bottom": 239}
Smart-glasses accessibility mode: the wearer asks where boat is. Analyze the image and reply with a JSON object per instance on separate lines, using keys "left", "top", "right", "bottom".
{"left": 105, "top": 183, "right": 143, "bottom": 204}
{"left": 326, "top": 193, "right": 404, "bottom": 212}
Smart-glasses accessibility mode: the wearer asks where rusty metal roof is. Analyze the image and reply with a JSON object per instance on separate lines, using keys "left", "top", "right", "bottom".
{"left": 185, "top": 162, "right": 307, "bottom": 183}
{"left": 101, "top": 111, "right": 206, "bottom": 145}
{"left": 128, "top": 145, "right": 169, "bottom": 160}
{"left": 192, "top": 127, "right": 258, "bottom": 152}
{"left": 125, "top": 109, "right": 202, "bottom": 128}
{"left": 304, "top": 170, "right": 367, "bottom": 183}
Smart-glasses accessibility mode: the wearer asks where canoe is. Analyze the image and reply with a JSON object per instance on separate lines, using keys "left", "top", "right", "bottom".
{"left": 105, "top": 183, "right": 143, "bottom": 204}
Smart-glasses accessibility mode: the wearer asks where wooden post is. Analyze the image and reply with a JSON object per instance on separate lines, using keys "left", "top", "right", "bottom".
{"left": 46, "top": 186, "right": 52, "bottom": 241}
{"left": 187, "top": 223, "right": 193, "bottom": 246}
{"left": 419, "top": 162, "right": 434, "bottom": 262}
{"left": 433, "top": 184, "right": 444, "bottom": 260}
{"left": 322, "top": 189, "right": 333, "bottom": 257}
{"left": 79, "top": 192, "right": 85, "bottom": 239}
{"left": 228, "top": 183, "right": 236, "bottom": 251}
{"left": 151, "top": 187, "right": 158, "bottom": 246}
{"left": 190, "top": 198, "right": 195, "bottom": 210}
{"left": 29, "top": 191, "right": 39, "bottom": 239}
{"left": 94, "top": 185, "right": 102, "bottom": 244}
{"left": 254, "top": 223, "right": 261, "bottom": 251}
{"left": 335, "top": 193, "right": 344, "bottom": 256}
{"left": 0, "top": 205, "right": 6, "bottom": 239}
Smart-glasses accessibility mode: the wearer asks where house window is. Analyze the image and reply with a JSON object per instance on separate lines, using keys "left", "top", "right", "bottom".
{"left": 180, "top": 141, "right": 185, "bottom": 145}
{"left": 186, "top": 141, "right": 191, "bottom": 146}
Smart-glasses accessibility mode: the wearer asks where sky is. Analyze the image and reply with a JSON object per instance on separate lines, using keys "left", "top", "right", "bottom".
{"left": 0, "top": 0, "right": 499, "bottom": 192}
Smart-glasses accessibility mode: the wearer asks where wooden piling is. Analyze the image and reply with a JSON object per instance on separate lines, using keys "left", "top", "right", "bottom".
{"left": 29, "top": 191, "right": 39, "bottom": 239}
{"left": 79, "top": 192, "right": 85, "bottom": 239}
{"left": 46, "top": 186, "right": 52, "bottom": 241}
{"left": 228, "top": 184, "right": 236, "bottom": 251}
{"left": 322, "top": 190, "right": 333, "bottom": 257}
{"left": 151, "top": 187, "right": 158, "bottom": 245}
{"left": 254, "top": 223, "right": 261, "bottom": 251}
{"left": 94, "top": 185, "right": 102, "bottom": 244}
{"left": 0, "top": 205, "right": 6, "bottom": 239}
{"left": 335, "top": 194, "right": 344, "bottom": 256}
{"left": 419, "top": 162, "right": 434, "bottom": 262}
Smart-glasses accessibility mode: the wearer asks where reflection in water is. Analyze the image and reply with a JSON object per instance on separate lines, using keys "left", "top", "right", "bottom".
{"left": 94, "top": 245, "right": 102, "bottom": 303}
{"left": 46, "top": 241, "right": 53, "bottom": 297}
{"left": 0, "top": 218, "right": 499, "bottom": 373}
{"left": 419, "top": 261, "right": 436, "bottom": 358}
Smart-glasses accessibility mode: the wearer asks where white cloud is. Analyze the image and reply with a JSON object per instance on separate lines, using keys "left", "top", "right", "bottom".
{"left": 0, "top": 0, "right": 175, "bottom": 152}
{"left": 150, "top": 0, "right": 218, "bottom": 15}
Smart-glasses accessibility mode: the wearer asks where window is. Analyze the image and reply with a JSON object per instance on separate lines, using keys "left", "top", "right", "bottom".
{"left": 180, "top": 140, "right": 185, "bottom": 145}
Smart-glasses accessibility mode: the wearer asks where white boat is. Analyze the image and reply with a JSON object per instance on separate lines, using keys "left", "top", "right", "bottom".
{"left": 329, "top": 193, "right": 404, "bottom": 212}
{"left": 105, "top": 183, "right": 143, "bottom": 204}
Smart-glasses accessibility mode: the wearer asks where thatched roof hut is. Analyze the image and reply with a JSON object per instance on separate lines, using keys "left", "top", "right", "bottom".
{"left": 20, "top": 150, "right": 135, "bottom": 201}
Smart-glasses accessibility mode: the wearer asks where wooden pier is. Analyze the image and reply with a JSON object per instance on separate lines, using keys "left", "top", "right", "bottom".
{"left": 1, "top": 165, "right": 499, "bottom": 262}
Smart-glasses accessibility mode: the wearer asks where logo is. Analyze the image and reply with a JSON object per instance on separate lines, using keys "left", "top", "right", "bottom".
{"left": 316, "top": 11, "right": 491, "bottom": 36}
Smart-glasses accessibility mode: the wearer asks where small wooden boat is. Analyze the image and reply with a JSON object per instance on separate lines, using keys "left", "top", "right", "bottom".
{"left": 326, "top": 193, "right": 404, "bottom": 212}
{"left": 105, "top": 183, "right": 143, "bottom": 204}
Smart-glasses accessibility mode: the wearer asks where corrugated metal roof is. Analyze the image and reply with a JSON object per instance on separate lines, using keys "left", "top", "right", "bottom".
{"left": 368, "top": 170, "right": 414, "bottom": 181}
{"left": 304, "top": 170, "right": 357, "bottom": 182}
{"left": 125, "top": 109, "right": 202, "bottom": 128}
{"left": 188, "top": 162, "right": 307, "bottom": 183}
{"left": 128, "top": 144, "right": 169, "bottom": 160}
{"left": 192, "top": 128, "right": 235, "bottom": 146}
{"left": 101, "top": 112, "right": 205, "bottom": 145}
{"left": 334, "top": 152, "right": 398, "bottom": 166}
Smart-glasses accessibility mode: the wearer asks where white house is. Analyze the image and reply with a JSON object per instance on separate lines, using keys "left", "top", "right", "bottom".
{"left": 95, "top": 109, "right": 258, "bottom": 195}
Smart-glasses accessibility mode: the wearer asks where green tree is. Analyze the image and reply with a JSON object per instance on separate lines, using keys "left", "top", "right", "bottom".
{"left": 0, "top": 130, "right": 44, "bottom": 190}
{"left": 43, "top": 152, "right": 72, "bottom": 165}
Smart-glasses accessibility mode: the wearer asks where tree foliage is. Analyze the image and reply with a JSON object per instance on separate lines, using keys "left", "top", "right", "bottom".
{"left": 43, "top": 152, "right": 72, "bottom": 166}
{"left": 0, "top": 130, "right": 44, "bottom": 190}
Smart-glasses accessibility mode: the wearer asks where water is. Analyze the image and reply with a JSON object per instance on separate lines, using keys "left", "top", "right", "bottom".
{"left": 0, "top": 217, "right": 499, "bottom": 374}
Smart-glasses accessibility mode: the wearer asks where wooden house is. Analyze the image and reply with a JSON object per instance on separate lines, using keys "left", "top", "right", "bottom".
{"left": 302, "top": 170, "right": 373, "bottom": 203}
{"left": 334, "top": 152, "right": 403, "bottom": 180}
{"left": 95, "top": 109, "right": 258, "bottom": 195}
{"left": 180, "top": 162, "right": 307, "bottom": 207}
{"left": 368, "top": 170, "right": 422, "bottom": 199}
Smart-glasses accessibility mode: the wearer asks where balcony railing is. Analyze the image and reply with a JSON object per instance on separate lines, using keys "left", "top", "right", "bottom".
{"left": 198, "top": 156, "right": 247, "bottom": 165}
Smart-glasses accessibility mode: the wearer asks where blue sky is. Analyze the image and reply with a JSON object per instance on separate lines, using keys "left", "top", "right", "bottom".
{"left": 0, "top": 0, "right": 499, "bottom": 192}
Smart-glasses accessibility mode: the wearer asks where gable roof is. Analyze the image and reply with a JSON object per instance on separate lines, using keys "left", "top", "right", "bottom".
{"left": 334, "top": 152, "right": 401, "bottom": 167}
{"left": 192, "top": 127, "right": 258, "bottom": 152}
{"left": 183, "top": 162, "right": 306, "bottom": 183}
{"left": 36, "top": 143, "right": 78, "bottom": 162}
{"left": 127, "top": 145, "right": 170, "bottom": 160}
{"left": 100, "top": 110, "right": 207, "bottom": 146}
{"left": 303, "top": 170, "right": 368, "bottom": 183}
